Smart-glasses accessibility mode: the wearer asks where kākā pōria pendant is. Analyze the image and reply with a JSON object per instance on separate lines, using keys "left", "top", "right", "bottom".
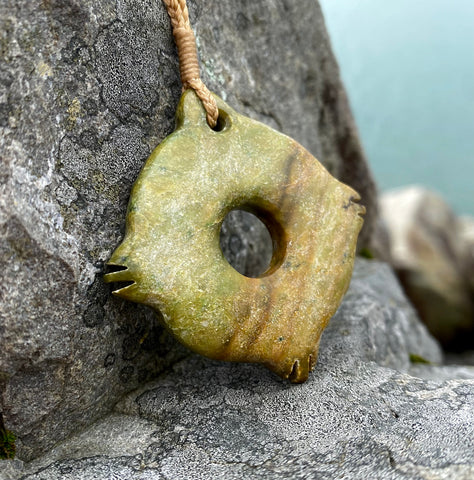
{"left": 104, "top": 90, "right": 364, "bottom": 383}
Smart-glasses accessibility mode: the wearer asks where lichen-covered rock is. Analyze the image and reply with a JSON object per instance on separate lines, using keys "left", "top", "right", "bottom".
{"left": 6, "top": 260, "right": 474, "bottom": 480}
{"left": 380, "top": 186, "right": 474, "bottom": 349}
{"left": 0, "top": 0, "right": 376, "bottom": 461}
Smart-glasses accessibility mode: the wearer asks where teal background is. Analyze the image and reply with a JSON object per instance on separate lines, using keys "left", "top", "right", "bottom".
{"left": 320, "top": 0, "right": 474, "bottom": 215}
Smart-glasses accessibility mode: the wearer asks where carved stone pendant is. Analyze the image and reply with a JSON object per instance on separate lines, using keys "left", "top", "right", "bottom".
{"left": 105, "top": 90, "right": 364, "bottom": 383}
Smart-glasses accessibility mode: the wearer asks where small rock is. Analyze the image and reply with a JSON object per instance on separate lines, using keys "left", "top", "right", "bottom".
{"left": 458, "top": 216, "right": 474, "bottom": 292}
{"left": 380, "top": 186, "right": 474, "bottom": 349}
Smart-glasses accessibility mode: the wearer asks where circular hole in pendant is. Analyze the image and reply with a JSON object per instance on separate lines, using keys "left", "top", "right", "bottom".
{"left": 211, "top": 109, "right": 231, "bottom": 132}
{"left": 219, "top": 208, "right": 285, "bottom": 278}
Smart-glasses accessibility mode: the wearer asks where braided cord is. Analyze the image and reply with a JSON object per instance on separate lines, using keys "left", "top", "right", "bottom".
{"left": 162, "top": 0, "right": 219, "bottom": 127}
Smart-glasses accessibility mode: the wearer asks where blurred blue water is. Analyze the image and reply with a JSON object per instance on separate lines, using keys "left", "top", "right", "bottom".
{"left": 320, "top": 0, "right": 474, "bottom": 215}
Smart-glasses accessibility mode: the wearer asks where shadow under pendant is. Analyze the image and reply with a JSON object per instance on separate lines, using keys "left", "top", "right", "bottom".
{"left": 105, "top": 90, "right": 365, "bottom": 383}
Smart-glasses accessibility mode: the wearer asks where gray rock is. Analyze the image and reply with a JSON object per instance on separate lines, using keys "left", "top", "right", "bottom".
{"left": 5, "top": 260, "right": 473, "bottom": 480}
{"left": 458, "top": 216, "right": 474, "bottom": 293}
{"left": 219, "top": 210, "right": 274, "bottom": 277}
{"left": 380, "top": 186, "right": 474, "bottom": 348}
{"left": 0, "top": 0, "right": 377, "bottom": 461}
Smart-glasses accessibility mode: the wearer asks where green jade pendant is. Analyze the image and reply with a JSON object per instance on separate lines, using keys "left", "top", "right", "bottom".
{"left": 105, "top": 90, "right": 364, "bottom": 383}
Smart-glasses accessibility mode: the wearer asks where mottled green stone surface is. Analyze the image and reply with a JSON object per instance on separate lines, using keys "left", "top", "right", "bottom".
{"left": 105, "top": 90, "right": 364, "bottom": 382}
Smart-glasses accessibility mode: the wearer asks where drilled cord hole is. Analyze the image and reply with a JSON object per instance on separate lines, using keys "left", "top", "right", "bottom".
{"left": 211, "top": 109, "right": 231, "bottom": 132}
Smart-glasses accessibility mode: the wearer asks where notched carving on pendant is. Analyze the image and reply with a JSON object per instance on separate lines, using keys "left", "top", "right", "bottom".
{"left": 343, "top": 193, "right": 366, "bottom": 219}
{"left": 288, "top": 360, "right": 301, "bottom": 383}
{"left": 285, "top": 353, "right": 316, "bottom": 384}
{"left": 104, "top": 263, "right": 136, "bottom": 294}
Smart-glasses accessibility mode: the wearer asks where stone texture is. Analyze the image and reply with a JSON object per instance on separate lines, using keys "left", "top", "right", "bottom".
{"left": 4, "top": 260, "right": 473, "bottom": 480}
{"left": 0, "top": 0, "right": 377, "bottom": 461}
{"left": 380, "top": 186, "right": 474, "bottom": 349}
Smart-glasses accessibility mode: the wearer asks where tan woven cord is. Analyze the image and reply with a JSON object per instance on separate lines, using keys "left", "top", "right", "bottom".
{"left": 162, "top": 0, "right": 219, "bottom": 127}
